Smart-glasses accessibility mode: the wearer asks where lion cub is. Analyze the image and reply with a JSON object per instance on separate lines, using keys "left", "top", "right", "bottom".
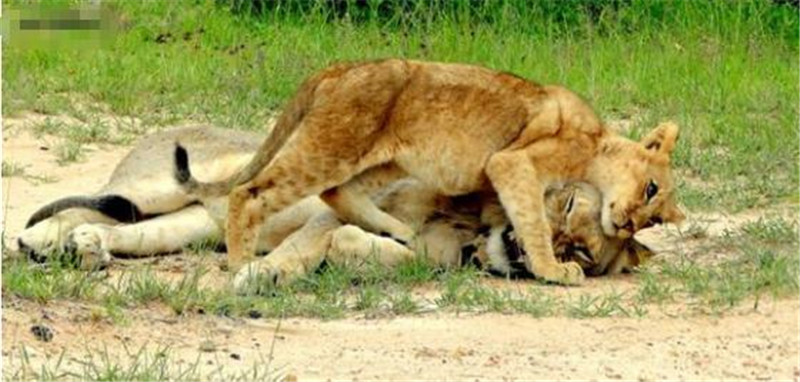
{"left": 231, "top": 180, "right": 656, "bottom": 290}
{"left": 463, "top": 182, "right": 655, "bottom": 278}
{"left": 181, "top": 59, "right": 683, "bottom": 285}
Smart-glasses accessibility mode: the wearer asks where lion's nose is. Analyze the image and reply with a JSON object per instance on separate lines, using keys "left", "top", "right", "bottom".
{"left": 614, "top": 219, "right": 634, "bottom": 232}
{"left": 613, "top": 219, "right": 635, "bottom": 239}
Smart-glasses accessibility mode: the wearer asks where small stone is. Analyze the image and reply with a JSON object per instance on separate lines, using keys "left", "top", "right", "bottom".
{"left": 230, "top": 353, "right": 241, "bottom": 360}
{"left": 247, "top": 310, "right": 262, "bottom": 319}
{"left": 30, "top": 325, "right": 53, "bottom": 342}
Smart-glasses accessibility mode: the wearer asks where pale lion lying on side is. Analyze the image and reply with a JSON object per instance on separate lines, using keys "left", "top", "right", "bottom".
{"left": 14, "top": 126, "right": 656, "bottom": 286}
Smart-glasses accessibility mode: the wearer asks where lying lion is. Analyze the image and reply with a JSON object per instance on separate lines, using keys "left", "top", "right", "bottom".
{"left": 179, "top": 59, "right": 684, "bottom": 285}
{"left": 15, "top": 126, "right": 654, "bottom": 283}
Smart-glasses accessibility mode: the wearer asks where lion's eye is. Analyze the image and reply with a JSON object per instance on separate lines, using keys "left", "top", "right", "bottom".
{"left": 645, "top": 179, "right": 659, "bottom": 202}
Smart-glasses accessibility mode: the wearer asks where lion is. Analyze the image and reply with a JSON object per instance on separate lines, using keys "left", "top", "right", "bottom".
{"left": 179, "top": 59, "right": 684, "bottom": 285}
{"left": 13, "top": 125, "right": 330, "bottom": 268}
{"left": 223, "top": 178, "right": 657, "bottom": 290}
{"left": 14, "top": 126, "right": 656, "bottom": 281}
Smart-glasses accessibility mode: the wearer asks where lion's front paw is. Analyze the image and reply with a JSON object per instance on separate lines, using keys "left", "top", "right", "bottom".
{"left": 233, "top": 258, "right": 303, "bottom": 295}
{"left": 66, "top": 224, "right": 112, "bottom": 270}
{"left": 537, "top": 261, "right": 585, "bottom": 286}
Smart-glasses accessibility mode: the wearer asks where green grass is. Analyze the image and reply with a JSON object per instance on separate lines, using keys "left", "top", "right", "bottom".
{"left": 1, "top": 0, "right": 798, "bottom": 328}
{"left": 3, "top": 0, "right": 798, "bottom": 210}
{"left": 4, "top": 343, "right": 283, "bottom": 381}
{"left": 636, "top": 216, "right": 799, "bottom": 313}
{"left": 1, "top": 161, "right": 57, "bottom": 183}
{"left": 2, "top": 161, "right": 27, "bottom": 177}
{"left": 5, "top": 213, "right": 797, "bottom": 320}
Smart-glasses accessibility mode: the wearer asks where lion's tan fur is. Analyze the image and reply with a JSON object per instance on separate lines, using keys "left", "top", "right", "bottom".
{"left": 16, "top": 126, "right": 658, "bottom": 284}
{"left": 188, "top": 59, "right": 682, "bottom": 285}
{"left": 232, "top": 179, "right": 656, "bottom": 289}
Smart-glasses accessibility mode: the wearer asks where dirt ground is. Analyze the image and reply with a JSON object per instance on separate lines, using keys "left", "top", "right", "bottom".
{"left": 2, "top": 115, "right": 799, "bottom": 381}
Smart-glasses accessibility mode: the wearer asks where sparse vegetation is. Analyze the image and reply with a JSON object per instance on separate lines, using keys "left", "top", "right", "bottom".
{"left": 54, "top": 141, "right": 85, "bottom": 165}
{"left": 2, "top": 161, "right": 27, "bottom": 177}
{"left": 5, "top": 213, "right": 798, "bottom": 320}
{"left": 2, "top": 1, "right": 798, "bottom": 377}
{"left": 4, "top": 343, "right": 283, "bottom": 381}
{"left": 4, "top": 0, "right": 798, "bottom": 209}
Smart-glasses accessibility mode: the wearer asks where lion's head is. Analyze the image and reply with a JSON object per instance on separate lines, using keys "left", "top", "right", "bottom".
{"left": 549, "top": 182, "right": 656, "bottom": 276}
{"left": 587, "top": 121, "right": 685, "bottom": 240}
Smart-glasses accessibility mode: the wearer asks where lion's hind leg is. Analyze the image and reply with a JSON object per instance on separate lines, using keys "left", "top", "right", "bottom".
{"left": 225, "top": 138, "right": 410, "bottom": 271}
{"left": 224, "top": 61, "right": 412, "bottom": 271}
{"left": 320, "top": 163, "right": 414, "bottom": 244}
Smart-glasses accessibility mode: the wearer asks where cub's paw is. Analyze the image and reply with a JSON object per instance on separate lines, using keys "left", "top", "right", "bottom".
{"left": 233, "top": 258, "right": 303, "bottom": 295}
{"left": 538, "top": 261, "right": 585, "bottom": 286}
{"left": 65, "top": 224, "right": 112, "bottom": 270}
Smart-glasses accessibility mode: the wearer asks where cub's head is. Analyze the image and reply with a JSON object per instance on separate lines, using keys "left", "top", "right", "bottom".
{"left": 472, "top": 182, "right": 658, "bottom": 277}
{"left": 590, "top": 121, "right": 685, "bottom": 239}
{"left": 549, "top": 182, "right": 655, "bottom": 275}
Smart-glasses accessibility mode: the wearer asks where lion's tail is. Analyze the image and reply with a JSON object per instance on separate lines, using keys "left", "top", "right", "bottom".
{"left": 171, "top": 67, "right": 335, "bottom": 199}
{"left": 26, "top": 195, "right": 143, "bottom": 228}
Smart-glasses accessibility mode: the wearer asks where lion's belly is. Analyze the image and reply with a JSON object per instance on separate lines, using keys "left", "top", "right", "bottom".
{"left": 394, "top": 137, "right": 492, "bottom": 196}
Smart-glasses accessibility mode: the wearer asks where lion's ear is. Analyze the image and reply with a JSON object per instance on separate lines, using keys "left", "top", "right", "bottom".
{"left": 641, "top": 122, "right": 679, "bottom": 155}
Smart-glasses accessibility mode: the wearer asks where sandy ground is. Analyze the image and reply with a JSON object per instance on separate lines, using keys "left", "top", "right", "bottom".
{"left": 2, "top": 114, "right": 799, "bottom": 381}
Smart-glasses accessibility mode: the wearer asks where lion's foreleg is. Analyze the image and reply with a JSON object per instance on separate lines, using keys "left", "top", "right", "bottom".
{"left": 485, "top": 150, "right": 585, "bottom": 285}
{"left": 234, "top": 212, "right": 342, "bottom": 290}
{"left": 327, "top": 224, "right": 415, "bottom": 270}
{"left": 67, "top": 205, "right": 221, "bottom": 265}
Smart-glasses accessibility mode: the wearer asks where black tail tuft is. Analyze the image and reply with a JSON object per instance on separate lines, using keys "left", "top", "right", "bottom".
{"left": 174, "top": 143, "right": 191, "bottom": 184}
{"left": 25, "top": 195, "right": 143, "bottom": 228}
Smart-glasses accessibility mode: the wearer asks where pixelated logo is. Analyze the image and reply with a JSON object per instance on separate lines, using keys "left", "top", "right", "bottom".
{"left": 2, "top": 1, "right": 121, "bottom": 50}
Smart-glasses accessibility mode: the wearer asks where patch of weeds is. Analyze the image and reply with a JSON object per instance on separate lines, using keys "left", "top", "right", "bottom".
{"left": 294, "top": 263, "right": 356, "bottom": 301}
{"left": 636, "top": 266, "right": 678, "bottom": 304}
{"left": 163, "top": 267, "right": 208, "bottom": 315}
{"left": 566, "top": 291, "right": 629, "bottom": 318}
{"left": 436, "top": 267, "right": 483, "bottom": 310}
{"left": 510, "top": 290, "right": 558, "bottom": 318}
{"left": 3, "top": 343, "right": 282, "bottom": 381}
{"left": 183, "top": 236, "right": 224, "bottom": 254}
{"left": 31, "top": 118, "right": 67, "bottom": 137}
{"left": 1, "top": 257, "right": 103, "bottom": 303}
{"left": 55, "top": 141, "right": 85, "bottom": 165}
{"left": 354, "top": 284, "right": 384, "bottom": 312}
{"left": 388, "top": 290, "right": 418, "bottom": 314}
{"left": 6, "top": 345, "right": 70, "bottom": 381}
{"left": 63, "top": 120, "right": 113, "bottom": 144}
{"left": 5, "top": 342, "right": 282, "bottom": 382}
{"left": 629, "top": 300, "right": 649, "bottom": 318}
{"left": 392, "top": 257, "right": 439, "bottom": 285}
{"left": 639, "top": 246, "right": 798, "bottom": 313}
{"left": 2, "top": 161, "right": 26, "bottom": 177}
{"left": 739, "top": 217, "right": 798, "bottom": 245}
{"left": 1, "top": 162, "right": 57, "bottom": 184}
{"left": 115, "top": 268, "right": 170, "bottom": 304}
